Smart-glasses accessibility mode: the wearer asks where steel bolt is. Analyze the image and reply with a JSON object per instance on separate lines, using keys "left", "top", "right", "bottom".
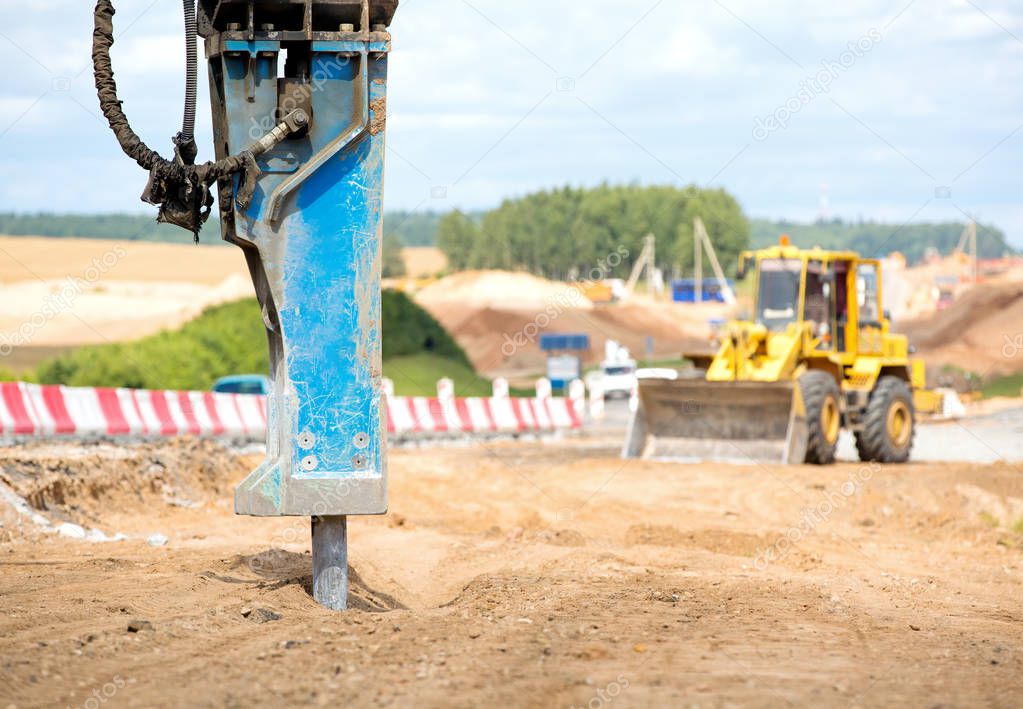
{"left": 339, "top": 23, "right": 356, "bottom": 32}
{"left": 226, "top": 22, "right": 242, "bottom": 31}
{"left": 353, "top": 432, "right": 369, "bottom": 449}
{"left": 298, "top": 431, "right": 316, "bottom": 449}
{"left": 301, "top": 455, "right": 319, "bottom": 472}
{"left": 372, "top": 24, "right": 387, "bottom": 32}
{"left": 261, "top": 23, "right": 275, "bottom": 31}
{"left": 351, "top": 454, "right": 367, "bottom": 470}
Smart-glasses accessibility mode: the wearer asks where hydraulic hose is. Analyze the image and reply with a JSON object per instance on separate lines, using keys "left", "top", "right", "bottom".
{"left": 91, "top": 0, "right": 291, "bottom": 236}
{"left": 92, "top": 0, "right": 248, "bottom": 180}
{"left": 179, "top": 0, "right": 197, "bottom": 146}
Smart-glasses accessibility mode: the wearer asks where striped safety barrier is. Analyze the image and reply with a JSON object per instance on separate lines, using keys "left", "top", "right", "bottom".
{"left": 385, "top": 395, "right": 581, "bottom": 438}
{"left": 0, "top": 381, "right": 266, "bottom": 438}
{"left": 0, "top": 382, "right": 583, "bottom": 440}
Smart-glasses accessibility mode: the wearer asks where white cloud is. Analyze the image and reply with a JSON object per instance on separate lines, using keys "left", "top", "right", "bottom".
{"left": 0, "top": 0, "right": 1019, "bottom": 244}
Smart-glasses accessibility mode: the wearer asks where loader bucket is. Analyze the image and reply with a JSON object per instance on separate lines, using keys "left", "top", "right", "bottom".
{"left": 622, "top": 379, "right": 808, "bottom": 464}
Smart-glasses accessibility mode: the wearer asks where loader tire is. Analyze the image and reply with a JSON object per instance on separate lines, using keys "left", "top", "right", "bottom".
{"left": 799, "top": 371, "right": 842, "bottom": 465}
{"left": 855, "top": 376, "right": 915, "bottom": 464}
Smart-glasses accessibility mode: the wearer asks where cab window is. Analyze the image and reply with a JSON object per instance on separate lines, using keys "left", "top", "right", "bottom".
{"left": 756, "top": 258, "right": 802, "bottom": 331}
{"left": 857, "top": 263, "right": 880, "bottom": 324}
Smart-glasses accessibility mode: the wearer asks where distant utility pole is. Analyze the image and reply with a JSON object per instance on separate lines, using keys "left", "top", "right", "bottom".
{"left": 626, "top": 234, "right": 657, "bottom": 294}
{"left": 693, "top": 217, "right": 736, "bottom": 304}
{"left": 956, "top": 219, "right": 978, "bottom": 284}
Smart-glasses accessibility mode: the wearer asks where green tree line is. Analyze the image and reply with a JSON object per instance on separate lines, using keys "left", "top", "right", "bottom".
{"left": 436, "top": 184, "right": 751, "bottom": 280}
{"left": 3, "top": 207, "right": 1013, "bottom": 275}
{"left": 751, "top": 218, "right": 1012, "bottom": 263}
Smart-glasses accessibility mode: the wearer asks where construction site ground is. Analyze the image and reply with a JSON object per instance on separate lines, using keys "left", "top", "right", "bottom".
{"left": 2, "top": 403, "right": 1022, "bottom": 708}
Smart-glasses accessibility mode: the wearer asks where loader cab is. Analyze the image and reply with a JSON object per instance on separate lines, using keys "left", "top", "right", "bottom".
{"left": 755, "top": 257, "right": 803, "bottom": 332}
{"left": 745, "top": 241, "right": 866, "bottom": 355}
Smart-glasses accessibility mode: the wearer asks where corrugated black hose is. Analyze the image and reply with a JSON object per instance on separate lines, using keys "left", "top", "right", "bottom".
{"left": 175, "top": 0, "right": 198, "bottom": 162}
{"left": 92, "top": 0, "right": 250, "bottom": 239}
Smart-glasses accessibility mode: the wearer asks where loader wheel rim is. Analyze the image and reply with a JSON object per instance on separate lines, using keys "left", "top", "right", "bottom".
{"left": 887, "top": 400, "right": 912, "bottom": 448}
{"left": 821, "top": 396, "right": 840, "bottom": 445}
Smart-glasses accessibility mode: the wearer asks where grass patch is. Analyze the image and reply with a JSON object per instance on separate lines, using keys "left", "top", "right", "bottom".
{"left": 384, "top": 353, "right": 494, "bottom": 397}
{"left": 978, "top": 511, "right": 1001, "bottom": 529}
{"left": 981, "top": 373, "right": 1023, "bottom": 400}
{"left": 1013, "top": 519, "right": 1023, "bottom": 536}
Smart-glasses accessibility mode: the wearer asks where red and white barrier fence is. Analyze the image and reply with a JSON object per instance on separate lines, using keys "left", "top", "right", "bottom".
{"left": 0, "top": 379, "right": 585, "bottom": 440}
{"left": 0, "top": 381, "right": 266, "bottom": 438}
{"left": 384, "top": 375, "right": 583, "bottom": 439}
{"left": 385, "top": 394, "right": 581, "bottom": 438}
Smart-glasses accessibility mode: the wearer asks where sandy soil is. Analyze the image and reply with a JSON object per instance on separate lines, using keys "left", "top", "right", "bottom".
{"left": 2, "top": 437, "right": 1021, "bottom": 708}
{"left": 899, "top": 279, "right": 1023, "bottom": 379}
{"left": 400, "top": 247, "right": 448, "bottom": 279}
{"left": 0, "top": 237, "right": 247, "bottom": 285}
{"left": 0, "top": 237, "right": 253, "bottom": 365}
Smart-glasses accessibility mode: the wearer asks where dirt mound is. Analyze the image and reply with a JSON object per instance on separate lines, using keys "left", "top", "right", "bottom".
{"left": 400, "top": 247, "right": 448, "bottom": 278}
{"left": 415, "top": 271, "right": 727, "bottom": 376}
{"left": 625, "top": 524, "right": 766, "bottom": 556}
{"left": 899, "top": 279, "right": 1023, "bottom": 377}
{"left": 0, "top": 438, "right": 249, "bottom": 528}
{"left": 417, "top": 270, "right": 594, "bottom": 312}
{"left": 0, "top": 237, "right": 253, "bottom": 363}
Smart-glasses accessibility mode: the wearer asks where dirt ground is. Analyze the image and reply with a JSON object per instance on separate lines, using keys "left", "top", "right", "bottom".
{"left": 1, "top": 435, "right": 1022, "bottom": 708}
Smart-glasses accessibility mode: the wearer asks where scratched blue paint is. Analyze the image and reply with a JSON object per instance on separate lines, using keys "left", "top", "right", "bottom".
{"left": 223, "top": 40, "right": 282, "bottom": 54}
{"left": 311, "top": 40, "right": 390, "bottom": 53}
{"left": 215, "top": 40, "right": 389, "bottom": 492}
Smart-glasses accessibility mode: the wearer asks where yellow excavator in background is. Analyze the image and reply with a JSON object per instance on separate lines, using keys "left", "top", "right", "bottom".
{"left": 624, "top": 237, "right": 946, "bottom": 465}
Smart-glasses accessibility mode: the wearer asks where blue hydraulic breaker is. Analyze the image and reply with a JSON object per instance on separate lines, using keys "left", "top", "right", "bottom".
{"left": 200, "top": 0, "right": 397, "bottom": 609}
{"left": 90, "top": 0, "right": 397, "bottom": 610}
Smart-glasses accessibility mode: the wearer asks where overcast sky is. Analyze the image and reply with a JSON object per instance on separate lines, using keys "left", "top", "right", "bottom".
{"left": 1, "top": 0, "right": 1020, "bottom": 245}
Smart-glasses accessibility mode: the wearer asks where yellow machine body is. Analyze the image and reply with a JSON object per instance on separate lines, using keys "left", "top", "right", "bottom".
{"left": 624, "top": 241, "right": 941, "bottom": 464}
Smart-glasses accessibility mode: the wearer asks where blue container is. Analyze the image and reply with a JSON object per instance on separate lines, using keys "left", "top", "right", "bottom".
{"left": 671, "top": 279, "right": 735, "bottom": 304}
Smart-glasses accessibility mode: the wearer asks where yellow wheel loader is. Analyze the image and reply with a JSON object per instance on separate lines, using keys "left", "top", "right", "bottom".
{"left": 624, "top": 238, "right": 944, "bottom": 465}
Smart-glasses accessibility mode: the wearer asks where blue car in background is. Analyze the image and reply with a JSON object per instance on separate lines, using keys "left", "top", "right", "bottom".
{"left": 212, "top": 375, "right": 271, "bottom": 396}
